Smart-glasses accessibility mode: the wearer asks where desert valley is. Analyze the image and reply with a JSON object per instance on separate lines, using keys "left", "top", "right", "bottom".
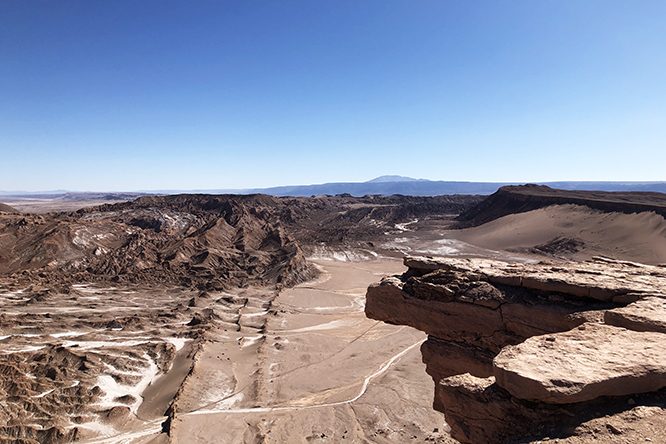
{"left": 0, "top": 185, "right": 664, "bottom": 443}
{"left": 4, "top": 2, "right": 665, "bottom": 442}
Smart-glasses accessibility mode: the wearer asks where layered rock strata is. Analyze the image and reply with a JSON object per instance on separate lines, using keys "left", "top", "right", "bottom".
{"left": 366, "top": 256, "right": 666, "bottom": 443}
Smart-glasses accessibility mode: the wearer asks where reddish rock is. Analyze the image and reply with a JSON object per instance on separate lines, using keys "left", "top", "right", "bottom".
{"left": 421, "top": 337, "right": 493, "bottom": 382}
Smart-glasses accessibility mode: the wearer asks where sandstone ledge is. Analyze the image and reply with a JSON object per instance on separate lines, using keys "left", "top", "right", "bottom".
{"left": 493, "top": 323, "right": 666, "bottom": 404}
{"left": 365, "top": 255, "right": 666, "bottom": 443}
{"left": 605, "top": 296, "right": 666, "bottom": 333}
{"left": 404, "top": 256, "right": 666, "bottom": 302}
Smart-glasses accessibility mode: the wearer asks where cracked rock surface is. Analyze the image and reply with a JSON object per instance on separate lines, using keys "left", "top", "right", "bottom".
{"left": 493, "top": 323, "right": 666, "bottom": 404}
{"left": 365, "top": 255, "right": 666, "bottom": 443}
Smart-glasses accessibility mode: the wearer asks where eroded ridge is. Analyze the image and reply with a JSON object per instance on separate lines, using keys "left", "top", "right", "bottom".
{"left": 365, "top": 255, "right": 666, "bottom": 443}
{"left": 0, "top": 282, "right": 280, "bottom": 443}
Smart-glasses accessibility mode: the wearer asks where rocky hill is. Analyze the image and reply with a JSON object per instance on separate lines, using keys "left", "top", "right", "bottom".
{"left": 366, "top": 256, "right": 666, "bottom": 443}
{"left": 0, "top": 193, "right": 481, "bottom": 290}
{"left": 278, "top": 194, "right": 481, "bottom": 247}
{"left": 448, "top": 185, "right": 666, "bottom": 264}
{"left": 0, "top": 194, "right": 314, "bottom": 289}
{"left": 0, "top": 203, "right": 17, "bottom": 213}
{"left": 458, "top": 185, "right": 666, "bottom": 227}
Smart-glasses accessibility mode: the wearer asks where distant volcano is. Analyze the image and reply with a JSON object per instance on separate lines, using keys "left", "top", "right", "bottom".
{"left": 365, "top": 175, "right": 425, "bottom": 183}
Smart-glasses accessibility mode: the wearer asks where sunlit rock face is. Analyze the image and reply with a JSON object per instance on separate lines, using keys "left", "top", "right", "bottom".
{"left": 366, "top": 255, "right": 666, "bottom": 444}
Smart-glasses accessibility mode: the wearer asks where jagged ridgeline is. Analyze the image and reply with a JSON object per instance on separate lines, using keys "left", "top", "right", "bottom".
{"left": 0, "top": 194, "right": 314, "bottom": 289}
{"left": 0, "top": 193, "right": 481, "bottom": 289}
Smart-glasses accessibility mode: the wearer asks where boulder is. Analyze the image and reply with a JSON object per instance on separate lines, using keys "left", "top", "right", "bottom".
{"left": 493, "top": 323, "right": 666, "bottom": 404}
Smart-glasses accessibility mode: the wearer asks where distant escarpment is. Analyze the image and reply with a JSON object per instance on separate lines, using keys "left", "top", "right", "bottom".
{"left": 458, "top": 185, "right": 666, "bottom": 227}
{"left": 366, "top": 256, "right": 666, "bottom": 443}
{"left": 277, "top": 194, "right": 482, "bottom": 246}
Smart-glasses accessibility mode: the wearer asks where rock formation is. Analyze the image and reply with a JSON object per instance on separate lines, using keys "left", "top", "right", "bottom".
{"left": 457, "top": 184, "right": 666, "bottom": 227}
{"left": 0, "top": 195, "right": 315, "bottom": 290}
{"left": 0, "top": 193, "right": 482, "bottom": 291}
{"left": 366, "top": 255, "right": 666, "bottom": 443}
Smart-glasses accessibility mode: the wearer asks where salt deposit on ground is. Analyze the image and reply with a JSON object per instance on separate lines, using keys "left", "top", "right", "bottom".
{"left": 95, "top": 353, "right": 159, "bottom": 413}
{"left": 164, "top": 337, "right": 190, "bottom": 352}
{"left": 394, "top": 219, "right": 418, "bottom": 231}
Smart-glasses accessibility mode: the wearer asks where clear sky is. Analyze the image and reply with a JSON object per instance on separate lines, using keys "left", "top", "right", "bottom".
{"left": 1, "top": 1, "right": 665, "bottom": 191}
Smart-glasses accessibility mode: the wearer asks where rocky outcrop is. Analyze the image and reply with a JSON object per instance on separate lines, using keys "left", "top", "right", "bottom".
{"left": 435, "top": 372, "right": 666, "bottom": 444}
{"left": 605, "top": 296, "right": 666, "bottom": 333}
{"left": 365, "top": 255, "right": 666, "bottom": 443}
{"left": 0, "top": 195, "right": 316, "bottom": 289}
{"left": 493, "top": 323, "right": 666, "bottom": 404}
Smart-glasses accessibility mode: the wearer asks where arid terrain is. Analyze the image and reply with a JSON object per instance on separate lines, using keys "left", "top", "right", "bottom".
{"left": 0, "top": 192, "right": 474, "bottom": 443}
{"left": 0, "top": 194, "right": 148, "bottom": 215}
{"left": 0, "top": 186, "right": 665, "bottom": 443}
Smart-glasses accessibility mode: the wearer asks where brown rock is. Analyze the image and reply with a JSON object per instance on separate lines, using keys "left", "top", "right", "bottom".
{"left": 435, "top": 372, "right": 666, "bottom": 444}
{"left": 402, "top": 255, "right": 666, "bottom": 302}
{"left": 403, "top": 256, "right": 452, "bottom": 274}
{"left": 493, "top": 323, "right": 666, "bottom": 404}
{"left": 367, "top": 260, "right": 614, "bottom": 353}
{"left": 605, "top": 297, "right": 666, "bottom": 333}
{"left": 365, "top": 279, "right": 510, "bottom": 351}
{"left": 421, "top": 337, "right": 493, "bottom": 382}
{"left": 500, "top": 302, "right": 595, "bottom": 338}
{"left": 435, "top": 374, "right": 548, "bottom": 444}
{"left": 366, "top": 255, "right": 666, "bottom": 444}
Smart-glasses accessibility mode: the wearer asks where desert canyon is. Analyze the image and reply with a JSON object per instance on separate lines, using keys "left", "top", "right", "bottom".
{"left": 0, "top": 186, "right": 664, "bottom": 443}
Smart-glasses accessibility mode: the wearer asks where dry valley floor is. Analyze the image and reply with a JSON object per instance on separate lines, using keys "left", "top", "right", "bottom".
{"left": 0, "top": 259, "right": 452, "bottom": 443}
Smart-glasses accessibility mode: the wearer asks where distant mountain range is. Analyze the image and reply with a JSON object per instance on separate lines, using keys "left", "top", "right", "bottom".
{"left": 2, "top": 177, "right": 666, "bottom": 198}
{"left": 238, "top": 177, "right": 666, "bottom": 197}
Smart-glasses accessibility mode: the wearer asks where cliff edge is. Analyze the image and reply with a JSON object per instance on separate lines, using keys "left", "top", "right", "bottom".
{"left": 366, "top": 256, "right": 666, "bottom": 443}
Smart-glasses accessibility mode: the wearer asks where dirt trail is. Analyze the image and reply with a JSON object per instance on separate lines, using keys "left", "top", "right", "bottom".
{"left": 183, "top": 339, "right": 425, "bottom": 416}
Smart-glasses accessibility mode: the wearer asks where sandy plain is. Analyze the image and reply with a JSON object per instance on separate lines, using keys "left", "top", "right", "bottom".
{"left": 166, "top": 258, "right": 452, "bottom": 443}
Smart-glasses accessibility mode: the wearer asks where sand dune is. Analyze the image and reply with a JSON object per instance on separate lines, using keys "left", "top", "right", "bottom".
{"left": 458, "top": 185, "right": 666, "bottom": 227}
{"left": 452, "top": 204, "right": 666, "bottom": 264}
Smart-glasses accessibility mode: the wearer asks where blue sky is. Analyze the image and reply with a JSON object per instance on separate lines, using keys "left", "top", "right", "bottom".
{"left": 1, "top": 1, "right": 665, "bottom": 191}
